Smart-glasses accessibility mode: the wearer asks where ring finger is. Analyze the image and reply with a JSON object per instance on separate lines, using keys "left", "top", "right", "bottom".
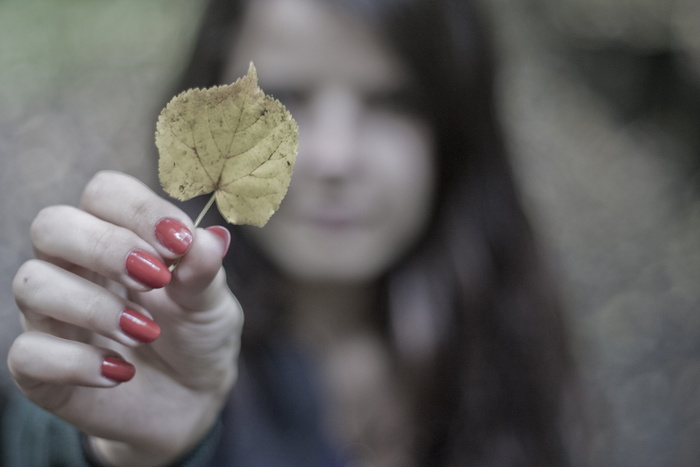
{"left": 14, "top": 259, "right": 161, "bottom": 346}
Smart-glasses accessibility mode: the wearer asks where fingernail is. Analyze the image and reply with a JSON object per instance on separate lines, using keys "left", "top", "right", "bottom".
{"left": 101, "top": 356, "right": 135, "bottom": 383}
{"left": 126, "top": 250, "right": 171, "bottom": 288}
{"left": 205, "top": 226, "right": 231, "bottom": 258}
{"left": 155, "top": 218, "right": 193, "bottom": 255}
{"left": 119, "top": 309, "right": 161, "bottom": 343}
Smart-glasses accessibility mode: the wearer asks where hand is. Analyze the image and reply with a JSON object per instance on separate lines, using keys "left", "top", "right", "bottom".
{"left": 8, "top": 171, "right": 242, "bottom": 466}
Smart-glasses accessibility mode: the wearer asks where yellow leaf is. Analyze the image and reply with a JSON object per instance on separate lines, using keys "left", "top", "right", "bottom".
{"left": 156, "top": 62, "right": 298, "bottom": 227}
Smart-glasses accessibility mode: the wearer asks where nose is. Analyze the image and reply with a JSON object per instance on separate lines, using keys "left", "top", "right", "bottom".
{"left": 297, "top": 85, "right": 361, "bottom": 180}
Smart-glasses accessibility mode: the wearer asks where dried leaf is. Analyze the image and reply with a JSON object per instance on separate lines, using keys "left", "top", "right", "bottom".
{"left": 156, "top": 62, "right": 298, "bottom": 227}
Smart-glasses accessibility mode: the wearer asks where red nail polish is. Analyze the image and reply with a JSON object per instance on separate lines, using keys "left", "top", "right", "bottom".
{"left": 205, "top": 226, "right": 231, "bottom": 258}
{"left": 101, "top": 356, "right": 135, "bottom": 383}
{"left": 155, "top": 218, "right": 193, "bottom": 255}
{"left": 126, "top": 250, "right": 171, "bottom": 288}
{"left": 119, "top": 309, "right": 161, "bottom": 343}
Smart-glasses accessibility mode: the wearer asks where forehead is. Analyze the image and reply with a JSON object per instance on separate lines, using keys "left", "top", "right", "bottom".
{"left": 224, "top": 0, "right": 410, "bottom": 89}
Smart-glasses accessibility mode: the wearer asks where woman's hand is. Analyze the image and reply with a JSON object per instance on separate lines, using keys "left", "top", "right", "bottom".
{"left": 8, "top": 170, "right": 242, "bottom": 466}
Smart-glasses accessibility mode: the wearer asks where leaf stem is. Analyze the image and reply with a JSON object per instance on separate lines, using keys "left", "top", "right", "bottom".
{"left": 168, "top": 193, "right": 217, "bottom": 272}
{"left": 194, "top": 192, "right": 217, "bottom": 228}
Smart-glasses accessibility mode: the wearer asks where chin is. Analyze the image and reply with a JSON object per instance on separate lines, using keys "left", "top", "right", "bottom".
{"left": 243, "top": 225, "right": 408, "bottom": 285}
{"left": 282, "top": 257, "right": 390, "bottom": 285}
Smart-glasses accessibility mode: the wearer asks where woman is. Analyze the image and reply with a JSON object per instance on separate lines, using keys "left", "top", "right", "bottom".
{"left": 5, "top": 0, "right": 575, "bottom": 465}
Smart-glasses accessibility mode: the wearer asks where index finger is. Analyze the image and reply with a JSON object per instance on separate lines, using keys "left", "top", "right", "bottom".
{"left": 79, "top": 171, "right": 194, "bottom": 261}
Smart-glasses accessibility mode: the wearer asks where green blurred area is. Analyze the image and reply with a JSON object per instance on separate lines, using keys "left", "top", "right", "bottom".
{"left": 1, "top": 1, "right": 700, "bottom": 466}
{"left": 0, "top": 0, "right": 205, "bottom": 122}
{"left": 0, "top": 0, "right": 205, "bottom": 247}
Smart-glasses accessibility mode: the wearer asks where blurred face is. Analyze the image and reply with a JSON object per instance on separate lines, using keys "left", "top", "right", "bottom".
{"left": 225, "top": 0, "right": 435, "bottom": 284}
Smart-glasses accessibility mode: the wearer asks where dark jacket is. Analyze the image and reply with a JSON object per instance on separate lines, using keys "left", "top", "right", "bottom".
{"left": 0, "top": 342, "right": 343, "bottom": 467}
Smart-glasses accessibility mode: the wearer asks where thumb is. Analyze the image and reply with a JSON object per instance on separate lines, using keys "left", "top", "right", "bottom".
{"left": 166, "top": 225, "right": 231, "bottom": 311}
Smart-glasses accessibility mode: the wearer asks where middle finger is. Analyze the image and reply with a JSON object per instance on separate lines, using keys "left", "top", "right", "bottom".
{"left": 31, "top": 205, "right": 171, "bottom": 291}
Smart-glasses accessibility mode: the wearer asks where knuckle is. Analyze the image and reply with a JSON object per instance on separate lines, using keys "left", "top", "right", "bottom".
{"left": 7, "top": 333, "right": 39, "bottom": 377}
{"left": 127, "top": 197, "right": 152, "bottom": 225}
{"left": 78, "top": 290, "right": 105, "bottom": 330}
{"left": 29, "top": 208, "right": 48, "bottom": 239}
{"left": 230, "top": 294, "right": 244, "bottom": 329}
{"left": 13, "top": 260, "right": 46, "bottom": 309}
{"left": 30, "top": 206, "right": 63, "bottom": 247}
{"left": 86, "top": 225, "right": 118, "bottom": 259}
{"left": 81, "top": 170, "right": 116, "bottom": 209}
{"left": 220, "top": 287, "right": 244, "bottom": 334}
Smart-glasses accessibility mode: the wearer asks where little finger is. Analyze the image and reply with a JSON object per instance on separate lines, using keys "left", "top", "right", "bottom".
{"left": 8, "top": 332, "right": 135, "bottom": 389}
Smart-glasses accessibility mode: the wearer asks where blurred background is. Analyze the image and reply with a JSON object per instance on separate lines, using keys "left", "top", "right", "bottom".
{"left": 1, "top": 0, "right": 699, "bottom": 465}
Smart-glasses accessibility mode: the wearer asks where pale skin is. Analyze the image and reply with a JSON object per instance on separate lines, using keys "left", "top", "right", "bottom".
{"left": 9, "top": 0, "right": 434, "bottom": 466}
{"left": 9, "top": 171, "right": 242, "bottom": 466}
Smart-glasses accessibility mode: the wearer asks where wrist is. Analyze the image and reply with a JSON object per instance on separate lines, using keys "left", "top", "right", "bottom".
{"left": 81, "top": 433, "right": 111, "bottom": 467}
{"left": 87, "top": 437, "right": 174, "bottom": 467}
{"left": 85, "top": 415, "right": 223, "bottom": 467}
{"left": 84, "top": 387, "right": 230, "bottom": 467}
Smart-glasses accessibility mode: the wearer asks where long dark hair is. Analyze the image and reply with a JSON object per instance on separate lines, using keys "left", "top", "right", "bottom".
{"left": 173, "top": 0, "right": 574, "bottom": 465}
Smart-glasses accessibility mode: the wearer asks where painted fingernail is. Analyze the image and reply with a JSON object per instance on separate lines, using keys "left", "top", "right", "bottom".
{"left": 155, "top": 218, "right": 193, "bottom": 255}
{"left": 119, "top": 309, "right": 161, "bottom": 343}
{"left": 101, "top": 356, "right": 135, "bottom": 383}
{"left": 126, "top": 250, "right": 171, "bottom": 288}
{"left": 205, "top": 226, "right": 231, "bottom": 258}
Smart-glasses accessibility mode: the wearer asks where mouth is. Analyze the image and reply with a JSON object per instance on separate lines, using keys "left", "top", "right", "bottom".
{"left": 302, "top": 205, "right": 368, "bottom": 230}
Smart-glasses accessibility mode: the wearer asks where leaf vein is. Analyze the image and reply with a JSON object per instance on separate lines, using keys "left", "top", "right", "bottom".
{"left": 220, "top": 124, "right": 288, "bottom": 189}
{"left": 187, "top": 116, "right": 216, "bottom": 185}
